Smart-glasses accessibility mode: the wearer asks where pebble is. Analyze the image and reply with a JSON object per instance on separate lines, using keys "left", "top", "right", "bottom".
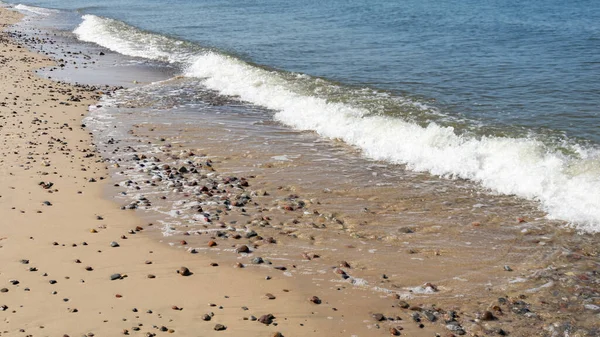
{"left": 177, "top": 267, "right": 192, "bottom": 276}
{"left": 110, "top": 273, "right": 122, "bottom": 280}
{"left": 0, "top": 288, "right": 8, "bottom": 293}
{"left": 110, "top": 241, "right": 120, "bottom": 248}
{"left": 372, "top": 313, "right": 385, "bottom": 321}
{"left": 309, "top": 296, "right": 321, "bottom": 304}
{"left": 480, "top": 310, "right": 495, "bottom": 321}
{"left": 446, "top": 322, "right": 466, "bottom": 335}
{"left": 201, "top": 314, "right": 211, "bottom": 321}
{"left": 213, "top": 324, "right": 226, "bottom": 331}
{"left": 423, "top": 310, "right": 436, "bottom": 322}
{"left": 265, "top": 293, "right": 276, "bottom": 300}
{"left": 235, "top": 245, "right": 249, "bottom": 253}
{"left": 258, "top": 314, "right": 274, "bottom": 325}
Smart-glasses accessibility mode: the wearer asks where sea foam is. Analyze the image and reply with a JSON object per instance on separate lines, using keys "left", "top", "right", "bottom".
{"left": 14, "top": 4, "right": 58, "bottom": 16}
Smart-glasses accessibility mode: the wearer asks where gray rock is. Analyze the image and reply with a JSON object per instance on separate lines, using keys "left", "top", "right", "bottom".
{"left": 423, "top": 310, "right": 437, "bottom": 322}
{"left": 446, "top": 322, "right": 466, "bottom": 335}
{"left": 245, "top": 230, "right": 258, "bottom": 239}
{"left": 110, "top": 241, "right": 120, "bottom": 248}
{"left": 110, "top": 273, "right": 122, "bottom": 280}
{"left": 213, "top": 324, "right": 226, "bottom": 331}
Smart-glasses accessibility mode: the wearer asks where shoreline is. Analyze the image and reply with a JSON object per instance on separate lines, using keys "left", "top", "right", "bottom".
{"left": 1, "top": 6, "right": 599, "bottom": 337}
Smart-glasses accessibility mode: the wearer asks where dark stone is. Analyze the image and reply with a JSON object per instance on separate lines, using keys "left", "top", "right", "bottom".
{"left": 372, "top": 313, "right": 385, "bottom": 321}
{"left": 177, "top": 267, "right": 192, "bottom": 276}
{"left": 213, "top": 324, "right": 226, "bottom": 331}
{"left": 258, "top": 314, "right": 274, "bottom": 325}
{"left": 481, "top": 310, "right": 495, "bottom": 321}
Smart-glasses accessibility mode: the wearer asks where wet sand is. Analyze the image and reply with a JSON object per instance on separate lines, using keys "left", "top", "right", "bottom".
{"left": 2, "top": 7, "right": 599, "bottom": 337}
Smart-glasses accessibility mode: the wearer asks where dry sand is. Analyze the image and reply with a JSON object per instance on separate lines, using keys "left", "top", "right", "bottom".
{"left": 0, "top": 8, "right": 439, "bottom": 337}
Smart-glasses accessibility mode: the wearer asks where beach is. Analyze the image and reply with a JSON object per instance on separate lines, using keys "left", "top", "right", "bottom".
{"left": 1, "top": 5, "right": 599, "bottom": 337}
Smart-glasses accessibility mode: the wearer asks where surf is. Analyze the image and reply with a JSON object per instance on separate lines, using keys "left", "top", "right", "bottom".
{"left": 72, "top": 13, "right": 600, "bottom": 232}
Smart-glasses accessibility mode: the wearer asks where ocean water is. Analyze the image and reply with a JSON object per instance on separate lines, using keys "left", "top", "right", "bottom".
{"left": 5, "top": 0, "right": 600, "bottom": 232}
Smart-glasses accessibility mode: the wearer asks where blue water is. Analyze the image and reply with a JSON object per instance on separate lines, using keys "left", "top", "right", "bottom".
{"left": 6, "top": 0, "right": 600, "bottom": 231}
{"left": 12, "top": 0, "right": 600, "bottom": 141}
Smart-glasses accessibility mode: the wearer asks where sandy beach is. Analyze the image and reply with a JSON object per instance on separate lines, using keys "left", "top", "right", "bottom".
{"left": 0, "top": 8, "right": 436, "bottom": 337}
{"left": 2, "top": 6, "right": 599, "bottom": 337}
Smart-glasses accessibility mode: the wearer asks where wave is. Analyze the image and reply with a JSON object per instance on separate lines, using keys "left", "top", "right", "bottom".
{"left": 73, "top": 14, "right": 600, "bottom": 232}
{"left": 14, "top": 4, "right": 58, "bottom": 16}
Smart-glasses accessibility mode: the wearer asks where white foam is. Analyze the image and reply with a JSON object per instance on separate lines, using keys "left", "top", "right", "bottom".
{"left": 74, "top": 15, "right": 186, "bottom": 62}
{"left": 14, "top": 4, "right": 58, "bottom": 16}
{"left": 185, "top": 52, "right": 600, "bottom": 232}
{"left": 73, "top": 15, "right": 600, "bottom": 232}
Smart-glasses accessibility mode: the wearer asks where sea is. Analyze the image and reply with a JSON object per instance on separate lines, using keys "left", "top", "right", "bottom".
{"left": 3, "top": 0, "right": 600, "bottom": 234}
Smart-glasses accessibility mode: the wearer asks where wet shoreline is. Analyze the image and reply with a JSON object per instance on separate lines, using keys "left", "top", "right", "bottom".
{"left": 87, "top": 80, "right": 600, "bottom": 335}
